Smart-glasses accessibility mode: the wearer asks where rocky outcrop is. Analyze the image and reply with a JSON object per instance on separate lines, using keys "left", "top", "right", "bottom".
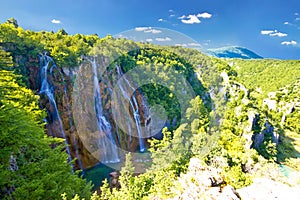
{"left": 170, "top": 158, "right": 240, "bottom": 200}
{"left": 169, "top": 158, "right": 300, "bottom": 200}
{"left": 237, "top": 178, "right": 300, "bottom": 200}
{"left": 242, "top": 110, "right": 259, "bottom": 148}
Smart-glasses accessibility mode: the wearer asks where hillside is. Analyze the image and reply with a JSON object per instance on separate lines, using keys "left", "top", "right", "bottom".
{"left": 0, "top": 19, "right": 299, "bottom": 200}
{"left": 230, "top": 59, "right": 300, "bottom": 95}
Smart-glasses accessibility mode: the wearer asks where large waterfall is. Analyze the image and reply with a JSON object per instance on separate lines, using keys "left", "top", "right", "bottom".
{"left": 39, "top": 54, "right": 153, "bottom": 168}
{"left": 91, "top": 59, "right": 120, "bottom": 163}
{"left": 39, "top": 53, "right": 72, "bottom": 165}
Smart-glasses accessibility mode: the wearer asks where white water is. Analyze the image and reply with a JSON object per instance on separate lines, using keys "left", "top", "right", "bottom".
{"left": 91, "top": 59, "right": 120, "bottom": 163}
{"left": 39, "top": 53, "right": 73, "bottom": 168}
{"left": 116, "top": 65, "right": 146, "bottom": 152}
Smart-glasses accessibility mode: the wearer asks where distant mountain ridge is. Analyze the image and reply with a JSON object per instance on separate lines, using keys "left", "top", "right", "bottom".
{"left": 206, "top": 46, "right": 263, "bottom": 59}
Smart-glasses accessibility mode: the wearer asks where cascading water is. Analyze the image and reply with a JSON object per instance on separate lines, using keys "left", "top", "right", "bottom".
{"left": 116, "top": 65, "right": 146, "bottom": 152}
{"left": 90, "top": 59, "right": 120, "bottom": 163}
{"left": 39, "top": 53, "right": 73, "bottom": 167}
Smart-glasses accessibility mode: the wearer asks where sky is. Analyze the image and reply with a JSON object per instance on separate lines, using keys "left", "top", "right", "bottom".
{"left": 0, "top": 0, "right": 300, "bottom": 59}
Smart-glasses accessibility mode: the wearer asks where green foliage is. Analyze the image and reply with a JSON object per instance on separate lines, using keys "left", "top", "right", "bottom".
{"left": 168, "top": 46, "right": 237, "bottom": 89}
{"left": 0, "top": 21, "right": 101, "bottom": 87}
{"left": 258, "top": 80, "right": 300, "bottom": 166}
{"left": 0, "top": 48, "right": 13, "bottom": 70}
{"left": 285, "top": 112, "right": 300, "bottom": 133}
{"left": 223, "top": 165, "right": 252, "bottom": 189}
{"left": 0, "top": 100, "right": 92, "bottom": 200}
{"left": 150, "top": 125, "right": 191, "bottom": 175}
{"left": 99, "top": 179, "right": 113, "bottom": 200}
{"left": 0, "top": 52, "right": 92, "bottom": 199}
{"left": 0, "top": 70, "right": 43, "bottom": 120}
{"left": 258, "top": 137, "right": 278, "bottom": 161}
{"left": 97, "top": 153, "right": 154, "bottom": 200}
{"left": 111, "top": 47, "right": 208, "bottom": 127}
{"left": 231, "top": 59, "right": 300, "bottom": 95}
{"left": 117, "top": 153, "right": 135, "bottom": 199}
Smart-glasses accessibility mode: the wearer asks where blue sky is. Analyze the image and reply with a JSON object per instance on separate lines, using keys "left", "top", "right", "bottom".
{"left": 1, "top": 0, "right": 300, "bottom": 59}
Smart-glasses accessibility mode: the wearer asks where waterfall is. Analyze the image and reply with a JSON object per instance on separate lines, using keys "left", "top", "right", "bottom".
{"left": 116, "top": 65, "right": 146, "bottom": 152}
{"left": 39, "top": 53, "right": 73, "bottom": 167}
{"left": 90, "top": 59, "right": 120, "bottom": 163}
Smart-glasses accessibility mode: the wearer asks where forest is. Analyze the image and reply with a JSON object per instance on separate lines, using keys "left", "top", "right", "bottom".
{"left": 0, "top": 18, "right": 299, "bottom": 199}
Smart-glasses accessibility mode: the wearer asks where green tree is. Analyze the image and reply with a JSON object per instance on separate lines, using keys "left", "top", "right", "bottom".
{"left": 0, "top": 51, "right": 92, "bottom": 199}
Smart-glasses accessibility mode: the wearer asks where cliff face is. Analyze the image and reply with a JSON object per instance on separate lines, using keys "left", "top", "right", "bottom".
{"left": 25, "top": 54, "right": 150, "bottom": 169}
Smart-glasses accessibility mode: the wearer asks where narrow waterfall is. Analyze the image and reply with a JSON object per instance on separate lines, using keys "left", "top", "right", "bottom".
{"left": 91, "top": 59, "right": 120, "bottom": 163}
{"left": 116, "top": 65, "right": 146, "bottom": 152}
{"left": 39, "top": 53, "right": 73, "bottom": 166}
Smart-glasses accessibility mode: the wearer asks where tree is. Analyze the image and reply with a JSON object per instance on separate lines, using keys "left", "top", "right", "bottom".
{"left": 0, "top": 51, "right": 92, "bottom": 199}
{"left": 5, "top": 18, "right": 18, "bottom": 28}
{"left": 0, "top": 48, "right": 13, "bottom": 70}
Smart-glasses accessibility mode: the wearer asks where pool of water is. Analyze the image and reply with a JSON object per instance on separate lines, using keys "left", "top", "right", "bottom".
{"left": 82, "top": 152, "right": 152, "bottom": 190}
{"left": 82, "top": 162, "right": 122, "bottom": 190}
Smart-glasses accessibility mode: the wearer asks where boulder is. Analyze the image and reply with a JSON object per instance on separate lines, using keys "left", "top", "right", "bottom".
{"left": 109, "top": 171, "right": 120, "bottom": 189}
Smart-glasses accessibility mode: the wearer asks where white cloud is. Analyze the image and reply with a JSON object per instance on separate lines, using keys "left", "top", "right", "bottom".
{"left": 261, "top": 30, "right": 275, "bottom": 35}
{"left": 175, "top": 43, "right": 187, "bottom": 47}
{"left": 158, "top": 18, "right": 165, "bottom": 22}
{"left": 146, "top": 38, "right": 153, "bottom": 42}
{"left": 281, "top": 40, "right": 297, "bottom": 46}
{"left": 155, "top": 37, "right": 172, "bottom": 42}
{"left": 284, "top": 22, "right": 290, "bottom": 25}
{"left": 135, "top": 27, "right": 162, "bottom": 34}
{"left": 181, "top": 15, "right": 201, "bottom": 24}
{"left": 260, "top": 29, "right": 287, "bottom": 37}
{"left": 197, "top": 12, "right": 212, "bottom": 19}
{"left": 188, "top": 43, "right": 201, "bottom": 47}
{"left": 135, "top": 27, "right": 149, "bottom": 32}
{"left": 178, "top": 15, "right": 186, "bottom": 19}
{"left": 51, "top": 19, "right": 61, "bottom": 24}
{"left": 296, "top": 18, "right": 300, "bottom": 21}
{"left": 179, "top": 12, "right": 212, "bottom": 24}
{"left": 145, "top": 29, "right": 162, "bottom": 34}
{"left": 169, "top": 14, "right": 175, "bottom": 18}
{"left": 169, "top": 9, "right": 174, "bottom": 13}
{"left": 270, "top": 32, "right": 287, "bottom": 37}
{"left": 295, "top": 12, "right": 299, "bottom": 16}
